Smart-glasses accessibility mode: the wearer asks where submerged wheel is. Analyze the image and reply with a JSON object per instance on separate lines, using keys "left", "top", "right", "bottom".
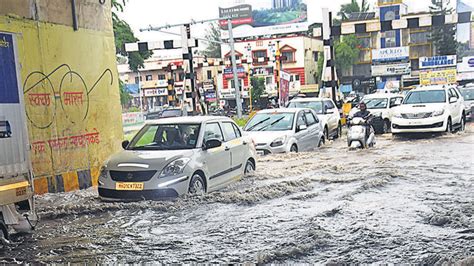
{"left": 0, "top": 220, "right": 8, "bottom": 241}
{"left": 324, "top": 127, "right": 329, "bottom": 140}
{"left": 459, "top": 116, "right": 465, "bottom": 132}
{"left": 290, "top": 144, "right": 298, "bottom": 153}
{"left": 334, "top": 123, "right": 342, "bottom": 139}
{"left": 383, "top": 119, "right": 391, "bottom": 134}
{"left": 446, "top": 117, "right": 453, "bottom": 133}
{"left": 318, "top": 136, "right": 325, "bottom": 147}
{"left": 244, "top": 159, "right": 255, "bottom": 175}
{"left": 188, "top": 173, "right": 205, "bottom": 196}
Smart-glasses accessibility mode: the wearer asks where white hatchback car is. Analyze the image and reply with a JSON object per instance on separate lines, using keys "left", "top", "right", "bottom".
{"left": 391, "top": 86, "right": 466, "bottom": 134}
{"left": 287, "top": 98, "right": 341, "bottom": 139}
{"left": 349, "top": 93, "right": 404, "bottom": 133}
{"left": 98, "top": 116, "right": 257, "bottom": 200}
{"left": 243, "top": 108, "right": 324, "bottom": 155}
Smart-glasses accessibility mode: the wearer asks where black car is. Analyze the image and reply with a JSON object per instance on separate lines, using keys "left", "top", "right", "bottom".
{"left": 145, "top": 109, "right": 183, "bottom": 120}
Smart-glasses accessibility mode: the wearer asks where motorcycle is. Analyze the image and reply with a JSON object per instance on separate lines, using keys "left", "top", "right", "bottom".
{"left": 347, "top": 116, "right": 376, "bottom": 149}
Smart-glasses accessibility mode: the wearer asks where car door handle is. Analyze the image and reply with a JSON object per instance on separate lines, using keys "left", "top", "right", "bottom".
{"left": 225, "top": 147, "right": 230, "bottom": 151}
{"left": 242, "top": 141, "right": 248, "bottom": 145}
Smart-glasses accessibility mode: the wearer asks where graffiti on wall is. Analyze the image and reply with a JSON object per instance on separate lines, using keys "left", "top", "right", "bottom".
{"left": 23, "top": 64, "right": 114, "bottom": 176}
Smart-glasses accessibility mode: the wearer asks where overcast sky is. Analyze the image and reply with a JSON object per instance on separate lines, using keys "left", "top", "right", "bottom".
{"left": 120, "top": 0, "right": 463, "bottom": 49}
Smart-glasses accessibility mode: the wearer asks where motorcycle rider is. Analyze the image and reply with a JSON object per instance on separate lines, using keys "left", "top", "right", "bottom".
{"left": 352, "top": 102, "right": 373, "bottom": 140}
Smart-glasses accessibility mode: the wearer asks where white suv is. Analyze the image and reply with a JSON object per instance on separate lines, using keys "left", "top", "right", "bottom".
{"left": 287, "top": 98, "right": 341, "bottom": 139}
{"left": 391, "top": 86, "right": 466, "bottom": 134}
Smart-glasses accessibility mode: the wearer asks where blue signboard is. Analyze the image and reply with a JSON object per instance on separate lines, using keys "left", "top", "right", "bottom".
{"left": 0, "top": 33, "right": 20, "bottom": 104}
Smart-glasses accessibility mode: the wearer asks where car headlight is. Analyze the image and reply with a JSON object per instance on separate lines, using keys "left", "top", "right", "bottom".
{"left": 159, "top": 158, "right": 190, "bottom": 178}
{"left": 431, "top": 110, "right": 445, "bottom": 117}
{"left": 270, "top": 136, "right": 287, "bottom": 147}
{"left": 99, "top": 165, "right": 108, "bottom": 179}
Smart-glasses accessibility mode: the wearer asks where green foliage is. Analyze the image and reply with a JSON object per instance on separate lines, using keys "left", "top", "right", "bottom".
{"left": 112, "top": 0, "right": 151, "bottom": 71}
{"left": 429, "top": 0, "right": 457, "bottom": 56}
{"left": 334, "top": 35, "right": 360, "bottom": 78}
{"left": 119, "top": 79, "right": 132, "bottom": 106}
{"left": 338, "top": 0, "right": 370, "bottom": 21}
{"left": 457, "top": 42, "right": 474, "bottom": 58}
{"left": 203, "top": 22, "right": 222, "bottom": 58}
{"left": 250, "top": 77, "right": 265, "bottom": 102}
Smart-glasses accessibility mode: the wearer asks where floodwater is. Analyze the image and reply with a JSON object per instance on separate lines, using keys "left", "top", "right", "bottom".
{"left": 1, "top": 126, "right": 473, "bottom": 264}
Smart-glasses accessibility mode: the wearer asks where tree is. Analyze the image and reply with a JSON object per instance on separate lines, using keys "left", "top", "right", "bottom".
{"left": 338, "top": 0, "right": 370, "bottom": 21}
{"left": 430, "top": 0, "right": 457, "bottom": 55}
{"left": 119, "top": 80, "right": 132, "bottom": 107}
{"left": 112, "top": 0, "right": 152, "bottom": 71}
{"left": 203, "top": 22, "right": 222, "bottom": 58}
{"left": 334, "top": 35, "right": 360, "bottom": 79}
{"left": 457, "top": 41, "right": 474, "bottom": 58}
{"left": 250, "top": 77, "right": 265, "bottom": 104}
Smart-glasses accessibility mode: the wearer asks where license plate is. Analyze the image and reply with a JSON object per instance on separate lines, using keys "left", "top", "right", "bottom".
{"left": 115, "top": 182, "right": 144, "bottom": 191}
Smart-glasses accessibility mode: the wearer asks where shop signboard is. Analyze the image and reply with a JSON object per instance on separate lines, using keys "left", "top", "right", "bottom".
{"left": 419, "top": 55, "right": 457, "bottom": 69}
{"left": 372, "top": 47, "right": 409, "bottom": 63}
{"left": 279, "top": 71, "right": 291, "bottom": 107}
{"left": 252, "top": 67, "right": 274, "bottom": 76}
{"left": 223, "top": 67, "right": 246, "bottom": 79}
{"left": 143, "top": 88, "right": 168, "bottom": 97}
{"left": 420, "top": 69, "right": 457, "bottom": 85}
{"left": 457, "top": 56, "right": 474, "bottom": 73}
{"left": 371, "top": 63, "right": 411, "bottom": 76}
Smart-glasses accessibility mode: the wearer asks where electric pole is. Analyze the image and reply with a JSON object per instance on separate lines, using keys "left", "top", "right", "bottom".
{"left": 228, "top": 19, "right": 243, "bottom": 118}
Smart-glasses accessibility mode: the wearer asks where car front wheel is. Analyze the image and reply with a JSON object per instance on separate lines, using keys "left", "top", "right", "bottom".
{"left": 244, "top": 160, "right": 255, "bottom": 175}
{"left": 459, "top": 115, "right": 465, "bottom": 132}
{"left": 446, "top": 117, "right": 453, "bottom": 133}
{"left": 188, "top": 173, "right": 205, "bottom": 196}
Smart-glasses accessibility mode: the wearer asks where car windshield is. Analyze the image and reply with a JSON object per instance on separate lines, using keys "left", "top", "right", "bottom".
{"left": 244, "top": 113, "right": 295, "bottom": 132}
{"left": 128, "top": 124, "right": 200, "bottom": 150}
{"left": 363, "top": 98, "right": 388, "bottom": 109}
{"left": 287, "top": 101, "right": 323, "bottom": 114}
{"left": 403, "top": 90, "right": 446, "bottom": 104}
{"left": 460, "top": 88, "right": 474, "bottom": 101}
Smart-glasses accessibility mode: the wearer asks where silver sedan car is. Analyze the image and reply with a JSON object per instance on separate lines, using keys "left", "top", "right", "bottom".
{"left": 243, "top": 108, "right": 324, "bottom": 155}
{"left": 98, "top": 116, "right": 257, "bottom": 200}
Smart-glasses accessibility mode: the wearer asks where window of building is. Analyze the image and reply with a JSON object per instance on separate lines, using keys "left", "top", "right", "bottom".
{"left": 410, "top": 44, "right": 431, "bottom": 59}
{"left": 158, "top": 74, "right": 166, "bottom": 80}
{"left": 230, "top": 79, "right": 243, "bottom": 89}
{"left": 358, "top": 50, "right": 372, "bottom": 63}
{"left": 178, "top": 72, "right": 185, "bottom": 81}
{"left": 353, "top": 64, "right": 371, "bottom": 77}
{"left": 134, "top": 76, "right": 142, "bottom": 84}
{"left": 252, "top": 50, "right": 267, "bottom": 59}
{"left": 207, "top": 70, "right": 212, "bottom": 80}
{"left": 282, "top": 51, "right": 295, "bottom": 62}
{"left": 411, "top": 59, "right": 420, "bottom": 71}
{"left": 409, "top": 30, "right": 430, "bottom": 44}
{"left": 383, "top": 30, "right": 397, "bottom": 48}
{"left": 265, "top": 76, "right": 273, "bottom": 85}
{"left": 357, "top": 36, "right": 372, "bottom": 49}
{"left": 313, "top": 51, "right": 319, "bottom": 62}
{"left": 146, "top": 75, "right": 153, "bottom": 81}
{"left": 225, "top": 51, "right": 242, "bottom": 62}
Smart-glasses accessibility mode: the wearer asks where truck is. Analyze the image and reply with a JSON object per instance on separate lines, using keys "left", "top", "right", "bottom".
{"left": 0, "top": 32, "right": 37, "bottom": 241}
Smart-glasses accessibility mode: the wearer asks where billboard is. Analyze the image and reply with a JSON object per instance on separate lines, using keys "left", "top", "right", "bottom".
{"left": 219, "top": 0, "right": 308, "bottom": 39}
{"left": 372, "top": 47, "right": 409, "bottom": 63}
{"left": 279, "top": 71, "right": 291, "bottom": 107}
{"left": 420, "top": 69, "right": 457, "bottom": 86}
{"left": 372, "top": 63, "right": 411, "bottom": 76}
{"left": 457, "top": 56, "right": 474, "bottom": 73}
{"left": 419, "top": 55, "right": 457, "bottom": 69}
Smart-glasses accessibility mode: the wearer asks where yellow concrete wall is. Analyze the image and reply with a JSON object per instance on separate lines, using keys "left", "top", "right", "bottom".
{"left": 0, "top": 7, "right": 123, "bottom": 194}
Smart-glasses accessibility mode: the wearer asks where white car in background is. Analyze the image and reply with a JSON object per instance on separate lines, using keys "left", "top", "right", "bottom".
{"left": 243, "top": 108, "right": 324, "bottom": 155}
{"left": 287, "top": 98, "right": 341, "bottom": 140}
{"left": 391, "top": 85, "right": 466, "bottom": 134}
{"left": 349, "top": 93, "right": 404, "bottom": 133}
{"left": 459, "top": 84, "right": 474, "bottom": 121}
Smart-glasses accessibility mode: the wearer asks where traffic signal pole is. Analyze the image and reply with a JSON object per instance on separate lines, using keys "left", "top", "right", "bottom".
{"left": 227, "top": 19, "right": 243, "bottom": 119}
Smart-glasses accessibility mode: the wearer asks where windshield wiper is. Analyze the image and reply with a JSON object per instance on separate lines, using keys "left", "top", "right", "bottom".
{"left": 246, "top": 118, "right": 270, "bottom": 131}
{"left": 258, "top": 117, "right": 285, "bottom": 131}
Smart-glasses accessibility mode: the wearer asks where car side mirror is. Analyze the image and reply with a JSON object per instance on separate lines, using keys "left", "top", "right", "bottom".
{"left": 204, "top": 139, "right": 222, "bottom": 150}
{"left": 122, "top": 140, "right": 130, "bottom": 149}
{"left": 297, "top": 124, "right": 307, "bottom": 132}
{"left": 449, "top": 97, "right": 458, "bottom": 103}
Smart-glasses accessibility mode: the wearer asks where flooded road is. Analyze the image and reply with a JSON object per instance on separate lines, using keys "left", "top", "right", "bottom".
{"left": 1, "top": 126, "right": 473, "bottom": 264}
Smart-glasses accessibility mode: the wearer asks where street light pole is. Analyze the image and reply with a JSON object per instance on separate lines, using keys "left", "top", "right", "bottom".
{"left": 227, "top": 19, "right": 243, "bottom": 119}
